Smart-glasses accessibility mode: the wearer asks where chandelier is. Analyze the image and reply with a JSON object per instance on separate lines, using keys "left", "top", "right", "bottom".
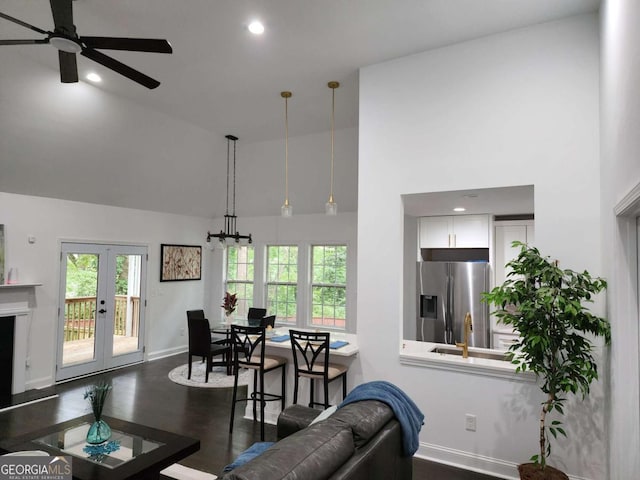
{"left": 206, "top": 135, "right": 252, "bottom": 248}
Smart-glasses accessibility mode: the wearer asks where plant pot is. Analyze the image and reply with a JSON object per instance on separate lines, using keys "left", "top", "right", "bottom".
{"left": 86, "top": 419, "right": 112, "bottom": 444}
{"left": 518, "top": 463, "right": 569, "bottom": 480}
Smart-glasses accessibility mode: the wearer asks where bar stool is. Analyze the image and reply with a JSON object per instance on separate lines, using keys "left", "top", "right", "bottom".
{"left": 229, "top": 325, "right": 287, "bottom": 440}
{"left": 289, "top": 330, "right": 348, "bottom": 409}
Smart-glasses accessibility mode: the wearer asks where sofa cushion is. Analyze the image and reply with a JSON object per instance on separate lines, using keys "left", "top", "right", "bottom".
{"left": 328, "top": 400, "right": 394, "bottom": 449}
{"left": 222, "top": 421, "right": 355, "bottom": 480}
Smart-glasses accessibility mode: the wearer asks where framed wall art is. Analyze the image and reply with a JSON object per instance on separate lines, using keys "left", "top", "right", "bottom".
{"left": 160, "top": 244, "right": 202, "bottom": 282}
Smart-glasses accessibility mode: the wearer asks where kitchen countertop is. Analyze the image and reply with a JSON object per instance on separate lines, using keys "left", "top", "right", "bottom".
{"left": 399, "top": 340, "right": 535, "bottom": 382}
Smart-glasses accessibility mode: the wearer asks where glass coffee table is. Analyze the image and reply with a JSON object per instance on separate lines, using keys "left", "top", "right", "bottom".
{"left": 0, "top": 414, "right": 199, "bottom": 479}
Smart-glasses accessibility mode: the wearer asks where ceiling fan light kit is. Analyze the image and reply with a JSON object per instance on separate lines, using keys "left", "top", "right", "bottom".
{"left": 0, "top": 0, "right": 172, "bottom": 89}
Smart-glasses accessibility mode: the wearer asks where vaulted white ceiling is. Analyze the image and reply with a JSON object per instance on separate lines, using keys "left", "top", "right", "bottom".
{"left": 0, "top": 0, "right": 599, "bottom": 218}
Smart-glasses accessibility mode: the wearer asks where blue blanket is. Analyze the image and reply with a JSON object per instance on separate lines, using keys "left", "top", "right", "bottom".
{"left": 338, "top": 381, "right": 424, "bottom": 457}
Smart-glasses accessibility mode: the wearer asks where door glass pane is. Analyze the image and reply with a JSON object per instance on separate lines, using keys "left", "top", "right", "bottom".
{"left": 113, "top": 254, "right": 141, "bottom": 356}
{"left": 63, "top": 253, "right": 98, "bottom": 366}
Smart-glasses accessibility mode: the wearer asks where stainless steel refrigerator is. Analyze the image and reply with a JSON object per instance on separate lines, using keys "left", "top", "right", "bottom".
{"left": 416, "top": 261, "right": 490, "bottom": 347}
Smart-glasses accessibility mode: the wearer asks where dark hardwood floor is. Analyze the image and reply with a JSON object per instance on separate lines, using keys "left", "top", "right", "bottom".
{"left": 0, "top": 355, "right": 502, "bottom": 479}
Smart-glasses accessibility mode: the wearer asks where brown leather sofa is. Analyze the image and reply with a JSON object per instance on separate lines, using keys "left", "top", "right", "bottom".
{"left": 219, "top": 400, "right": 413, "bottom": 480}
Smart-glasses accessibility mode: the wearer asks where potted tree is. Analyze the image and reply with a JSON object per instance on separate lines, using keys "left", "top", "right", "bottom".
{"left": 483, "top": 242, "right": 610, "bottom": 480}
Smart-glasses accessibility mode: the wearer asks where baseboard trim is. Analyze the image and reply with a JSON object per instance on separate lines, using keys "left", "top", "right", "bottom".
{"left": 416, "top": 442, "right": 520, "bottom": 480}
{"left": 26, "top": 375, "right": 54, "bottom": 390}
{"left": 416, "top": 443, "right": 592, "bottom": 480}
{"left": 147, "top": 346, "right": 187, "bottom": 362}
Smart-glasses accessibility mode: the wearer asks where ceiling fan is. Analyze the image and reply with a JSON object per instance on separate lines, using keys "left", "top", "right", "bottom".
{"left": 0, "top": 0, "right": 172, "bottom": 89}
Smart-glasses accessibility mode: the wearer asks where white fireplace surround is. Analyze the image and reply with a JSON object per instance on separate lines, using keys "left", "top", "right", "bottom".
{"left": 0, "top": 291, "right": 37, "bottom": 395}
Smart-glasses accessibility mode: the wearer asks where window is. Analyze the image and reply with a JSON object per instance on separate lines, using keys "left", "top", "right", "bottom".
{"left": 266, "top": 245, "right": 298, "bottom": 324}
{"left": 225, "top": 246, "right": 254, "bottom": 320}
{"left": 311, "top": 245, "right": 347, "bottom": 329}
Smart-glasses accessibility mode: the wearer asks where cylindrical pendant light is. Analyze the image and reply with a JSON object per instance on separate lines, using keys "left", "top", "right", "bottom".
{"left": 326, "top": 81, "right": 339, "bottom": 215}
{"left": 281, "top": 91, "right": 293, "bottom": 218}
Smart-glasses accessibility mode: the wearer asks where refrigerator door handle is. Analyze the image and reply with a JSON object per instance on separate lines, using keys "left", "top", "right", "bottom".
{"left": 445, "top": 264, "right": 453, "bottom": 344}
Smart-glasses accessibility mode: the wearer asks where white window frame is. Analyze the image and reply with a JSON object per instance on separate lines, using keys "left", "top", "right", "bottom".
{"left": 224, "top": 245, "right": 255, "bottom": 321}
{"left": 310, "top": 244, "right": 347, "bottom": 330}
{"left": 265, "top": 245, "right": 299, "bottom": 325}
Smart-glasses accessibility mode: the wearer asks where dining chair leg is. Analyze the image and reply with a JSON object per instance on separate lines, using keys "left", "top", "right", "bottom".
{"left": 205, "top": 356, "right": 211, "bottom": 383}
{"left": 342, "top": 373, "right": 347, "bottom": 400}
{"left": 323, "top": 377, "right": 329, "bottom": 408}
{"left": 309, "top": 378, "right": 315, "bottom": 408}
{"left": 187, "top": 355, "right": 193, "bottom": 380}
{"left": 281, "top": 365, "right": 286, "bottom": 411}
{"left": 259, "top": 369, "right": 265, "bottom": 441}
{"left": 229, "top": 367, "right": 239, "bottom": 434}
{"left": 252, "top": 371, "right": 258, "bottom": 422}
{"left": 293, "top": 374, "right": 299, "bottom": 404}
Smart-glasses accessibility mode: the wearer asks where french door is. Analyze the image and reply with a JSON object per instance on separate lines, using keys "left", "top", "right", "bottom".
{"left": 56, "top": 243, "right": 147, "bottom": 381}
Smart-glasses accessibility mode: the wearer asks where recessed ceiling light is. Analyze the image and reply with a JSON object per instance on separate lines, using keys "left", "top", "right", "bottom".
{"left": 248, "top": 21, "right": 265, "bottom": 35}
{"left": 86, "top": 72, "right": 102, "bottom": 83}
{"left": 453, "top": 207, "right": 466, "bottom": 212}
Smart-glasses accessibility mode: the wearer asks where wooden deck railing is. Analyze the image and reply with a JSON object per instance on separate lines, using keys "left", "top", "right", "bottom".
{"left": 64, "top": 296, "right": 139, "bottom": 341}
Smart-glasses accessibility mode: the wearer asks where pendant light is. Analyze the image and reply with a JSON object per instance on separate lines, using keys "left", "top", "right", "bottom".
{"left": 326, "top": 81, "right": 339, "bottom": 215}
{"left": 281, "top": 91, "right": 293, "bottom": 218}
{"left": 206, "top": 135, "right": 252, "bottom": 249}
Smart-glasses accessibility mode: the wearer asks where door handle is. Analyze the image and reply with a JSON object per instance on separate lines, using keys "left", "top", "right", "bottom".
{"left": 98, "top": 309, "right": 107, "bottom": 314}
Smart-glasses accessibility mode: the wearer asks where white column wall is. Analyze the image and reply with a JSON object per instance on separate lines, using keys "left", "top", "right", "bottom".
{"left": 358, "top": 14, "right": 602, "bottom": 479}
{"left": 600, "top": 1, "right": 640, "bottom": 478}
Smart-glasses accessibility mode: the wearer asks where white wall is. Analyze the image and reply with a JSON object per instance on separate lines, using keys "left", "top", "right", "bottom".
{"left": 600, "top": 1, "right": 640, "bottom": 478}
{"left": 358, "top": 14, "right": 603, "bottom": 479}
{"left": 0, "top": 192, "right": 211, "bottom": 388}
{"left": 235, "top": 128, "right": 359, "bottom": 217}
{"left": 207, "top": 212, "right": 358, "bottom": 331}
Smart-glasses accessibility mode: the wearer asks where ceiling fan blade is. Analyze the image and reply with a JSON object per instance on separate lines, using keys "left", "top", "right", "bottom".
{"left": 0, "top": 11, "right": 48, "bottom": 35}
{"left": 0, "top": 39, "right": 49, "bottom": 46}
{"left": 59, "top": 50, "right": 78, "bottom": 83}
{"left": 81, "top": 37, "right": 172, "bottom": 54}
{"left": 49, "top": 0, "right": 74, "bottom": 34}
{"left": 81, "top": 47, "right": 160, "bottom": 89}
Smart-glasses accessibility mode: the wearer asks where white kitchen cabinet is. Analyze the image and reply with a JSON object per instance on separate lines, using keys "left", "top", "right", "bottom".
{"left": 418, "top": 214, "right": 490, "bottom": 249}
{"left": 491, "top": 220, "right": 535, "bottom": 347}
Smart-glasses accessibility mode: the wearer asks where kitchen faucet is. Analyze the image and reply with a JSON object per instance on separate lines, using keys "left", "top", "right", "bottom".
{"left": 456, "top": 312, "right": 473, "bottom": 358}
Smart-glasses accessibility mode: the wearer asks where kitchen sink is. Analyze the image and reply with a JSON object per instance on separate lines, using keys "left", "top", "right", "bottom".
{"left": 430, "top": 346, "right": 509, "bottom": 361}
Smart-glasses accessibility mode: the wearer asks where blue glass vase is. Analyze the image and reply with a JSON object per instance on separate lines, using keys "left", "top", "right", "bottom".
{"left": 86, "top": 419, "right": 112, "bottom": 444}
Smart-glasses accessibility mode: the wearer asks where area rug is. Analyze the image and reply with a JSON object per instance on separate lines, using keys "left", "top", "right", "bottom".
{"left": 168, "top": 363, "right": 250, "bottom": 388}
{"left": 160, "top": 463, "right": 217, "bottom": 480}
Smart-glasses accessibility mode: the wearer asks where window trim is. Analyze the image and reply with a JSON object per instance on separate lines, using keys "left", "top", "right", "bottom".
{"left": 309, "top": 244, "right": 347, "bottom": 330}
{"left": 224, "top": 245, "right": 255, "bottom": 321}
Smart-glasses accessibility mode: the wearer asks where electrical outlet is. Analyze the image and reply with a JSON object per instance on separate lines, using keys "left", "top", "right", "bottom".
{"left": 465, "top": 414, "right": 476, "bottom": 432}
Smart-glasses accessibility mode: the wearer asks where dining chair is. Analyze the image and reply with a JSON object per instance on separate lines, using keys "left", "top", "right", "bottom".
{"left": 187, "top": 317, "right": 231, "bottom": 380}
{"left": 229, "top": 325, "right": 287, "bottom": 440}
{"left": 247, "top": 307, "right": 267, "bottom": 326}
{"left": 289, "top": 330, "right": 348, "bottom": 409}
{"left": 186, "top": 309, "right": 228, "bottom": 347}
{"left": 260, "top": 315, "right": 276, "bottom": 328}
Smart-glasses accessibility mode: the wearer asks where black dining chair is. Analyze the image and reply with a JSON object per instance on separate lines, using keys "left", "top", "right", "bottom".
{"left": 229, "top": 325, "right": 287, "bottom": 440}
{"left": 247, "top": 307, "right": 267, "bottom": 326}
{"left": 260, "top": 315, "right": 276, "bottom": 328}
{"left": 186, "top": 309, "right": 228, "bottom": 346}
{"left": 289, "top": 330, "right": 348, "bottom": 409}
{"left": 187, "top": 317, "right": 231, "bottom": 380}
